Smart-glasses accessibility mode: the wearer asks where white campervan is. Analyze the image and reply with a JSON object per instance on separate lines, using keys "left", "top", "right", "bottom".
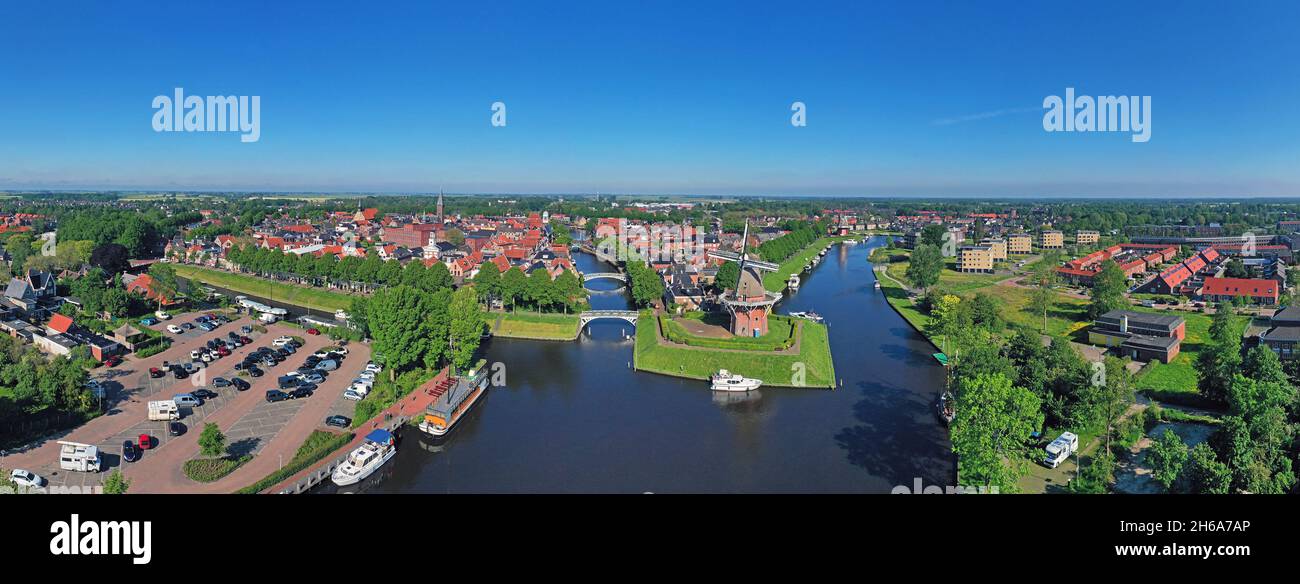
{"left": 58, "top": 441, "right": 102, "bottom": 472}
{"left": 148, "top": 400, "right": 180, "bottom": 421}
{"left": 1043, "top": 432, "right": 1079, "bottom": 468}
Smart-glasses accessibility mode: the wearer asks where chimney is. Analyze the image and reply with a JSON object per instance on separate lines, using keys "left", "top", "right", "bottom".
{"left": 1120, "top": 314, "right": 1129, "bottom": 334}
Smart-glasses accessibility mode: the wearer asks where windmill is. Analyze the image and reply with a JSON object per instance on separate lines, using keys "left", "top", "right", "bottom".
{"left": 709, "top": 221, "right": 781, "bottom": 337}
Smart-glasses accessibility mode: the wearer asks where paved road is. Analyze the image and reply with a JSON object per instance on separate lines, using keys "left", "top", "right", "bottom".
{"left": 1, "top": 309, "right": 367, "bottom": 494}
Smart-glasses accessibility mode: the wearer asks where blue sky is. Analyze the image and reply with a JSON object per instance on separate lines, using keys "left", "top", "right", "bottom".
{"left": 1, "top": 1, "right": 1297, "bottom": 197}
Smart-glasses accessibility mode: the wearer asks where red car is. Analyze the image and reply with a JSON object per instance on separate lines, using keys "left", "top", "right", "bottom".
{"left": 306, "top": 328, "right": 320, "bottom": 335}
{"left": 217, "top": 346, "right": 231, "bottom": 357}
{"left": 138, "top": 434, "right": 154, "bottom": 450}
{"left": 149, "top": 367, "right": 164, "bottom": 378}
{"left": 103, "top": 356, "right": 121, "bottom": 368}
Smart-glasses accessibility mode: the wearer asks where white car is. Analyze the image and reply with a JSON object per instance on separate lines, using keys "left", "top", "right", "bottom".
{"left": 9, "top": 469, "right": 45, "bottom": 488}
{"left": 200, "top": 352, "right": 213, "bottom": 363}
{"left": 167, "top": 325, "right": 183, "bottom": 334}
{"left": 348, "top": 383, "right": 370, "bottom": 396}
{"left": 342, "top": 389, "right": 365, "bottom": 401}
{"left": 333, "top": 346, "right": 349, "bottom": 355}
{"left": 272, "top": 336, "right": 293, "bottom": 347}
{"left": 155, "top": 310, "right": 171, "bottom": 320}
{"left": 190, "top": 350, "right": 201, "bottom": 360}
{"left": 364, "top": 363, "right": 382, "bottom": 373}
{"left": 357, "top": 371, "right": 376, "bottom": 382}
{"left": 313, "top": 351, "right": 330, "bottom": 359}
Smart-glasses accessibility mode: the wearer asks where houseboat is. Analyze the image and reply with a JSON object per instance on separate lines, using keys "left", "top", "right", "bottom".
{"left": 419, "top": 359, "right": 491, "bottom": 438}
{"left": 330, "top": 429, "right": 397, "bottom": 486}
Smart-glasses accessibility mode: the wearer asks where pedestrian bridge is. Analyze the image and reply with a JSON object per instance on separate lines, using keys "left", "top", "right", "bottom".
{"left": 581, "top": 272, "right": 628, "bottom": 284}
{"left": 579, "top": 310, "right": 639, "bottom": 329}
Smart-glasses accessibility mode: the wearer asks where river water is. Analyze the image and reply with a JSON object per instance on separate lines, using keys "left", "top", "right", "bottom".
{"left": 320, "top": 235, "right": 954, "bottom": 493}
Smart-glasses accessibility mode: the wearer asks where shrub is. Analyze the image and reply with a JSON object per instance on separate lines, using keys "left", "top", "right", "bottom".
{"left": 236, "top": 431, "right": 353, "bottom": 494}
{"left": 182, "top": 455, "right": 251, "bottom": 482}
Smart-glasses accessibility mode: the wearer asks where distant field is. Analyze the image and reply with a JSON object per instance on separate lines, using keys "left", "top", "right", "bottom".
{"left": 172, "top": 265, "right": 356, "bottom": 312}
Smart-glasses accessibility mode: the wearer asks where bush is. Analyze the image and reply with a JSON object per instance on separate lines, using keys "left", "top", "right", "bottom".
{"left": 182, "top": 455, "right": 251, "bottom": 482}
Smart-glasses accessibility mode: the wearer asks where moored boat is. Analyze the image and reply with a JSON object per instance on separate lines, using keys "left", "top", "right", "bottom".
{"left": 787, "top": 274, "right": 800, "bottom": 290}
{"left": 419, "top": 359, "right": 491, "bottom": 437}
{"left": 935, "top": 391, "right": 955, "bottom": 425}
{"left": 330, "top": 429, "right": 397, "bottom": 486}
{"left": 710, "top": 369, "right": 762, "bottom": 392}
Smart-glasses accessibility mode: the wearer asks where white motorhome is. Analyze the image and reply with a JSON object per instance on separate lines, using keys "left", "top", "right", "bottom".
{"left": 1043, "top": 431, "right": 1079, "bottom": 468}
{"left": 148, "top": 400, "right": 180, "bottom": 421}
{"left": 259, "top": 312, "right": 280, "bottom": 324}
{"left": 58, "top": 441, "right": 102, "bottom": 473}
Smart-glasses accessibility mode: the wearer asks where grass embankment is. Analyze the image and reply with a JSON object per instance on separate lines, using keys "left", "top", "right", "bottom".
{"left": 490, "top": 311, "right": 580, "bottom": 340}
{"left": 659, "top": 312, "right": 796, "bottom": 351}
{"left": 172, "top": 265, "right": 355, "bottom": 313}
{"left": 634, "top": 310, "right": 835, "bottom": 388}
{"left": 183, "top": 455, "right": 252, "bottom": 483}
{"left": 762, "top": 236, "right": 855, "bottom": 292}
{"left": 236, "top": 430, "right": 354, "bottom": 494}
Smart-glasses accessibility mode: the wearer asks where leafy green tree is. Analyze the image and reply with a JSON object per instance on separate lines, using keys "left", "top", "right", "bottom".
{"left": 920, "top": 224, "right": 946, "bottom": 248}
{"left": 473, "top": 260, "right": 501, "bottom": 304}
{"left": 906, "top": 244, "right": 943, "bottom": 293}
{"left": 499, "top": 267, "right": 527, "bottom": 311}
{"left": 1181, "top": 442, "right": 1232, "bottom": 494}
{"left": 1148, "top": 428, "right": 1188, "bottom": 491}
{"left": 714, "top": 261, "right": 739, "bottom": 291}
{"left": 147, "top": 263, "right": 179, "bottom": 308}
{"left": 103, "top": 469, "right": 131, "bottom": 494}
{"left": 951, "top": 372, "right": 1044, "bottom": 493}
{"left": 448, "top": 287, "right": 484, "bottom": 370}
{"left": 1087, "top": 259, "right": 1127, "bottom": 319}
{"left": 368, "top": 285, "right": 436, "bottom": 374}
{"left": 198, "top": 422, "right": 227, "bottom": 458}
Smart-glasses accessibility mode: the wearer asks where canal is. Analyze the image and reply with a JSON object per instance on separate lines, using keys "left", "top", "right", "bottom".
{"left": 325, "top": 235, "right": 954, "bottom": 493}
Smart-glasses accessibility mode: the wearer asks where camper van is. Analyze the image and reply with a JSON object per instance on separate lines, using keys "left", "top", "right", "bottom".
{"left": 1043, "top": 432, "right": 1079, "bottom": 468}
{"left": 58, "top": 441, "right": 102, "bottom": 472}
{"left": 259, "top": 312, "right": 280, "bottom": 324}
{"left": 149, "top": 400, "right": 181, "bottom": 421}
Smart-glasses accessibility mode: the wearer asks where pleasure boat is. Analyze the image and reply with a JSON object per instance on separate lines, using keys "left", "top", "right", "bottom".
{"left": 330, "top": 429, "right": 397, "bottom": 486}
{"left": 935, "top": 391, "right": 955, "bottom": 425}
{"left": 419, "top": 360, "right": 490, "bottom": 437}
{"left": 874, "top": 281, "right": 881, "bottom": 290}
{"left": 788, "top": 311, "right": 823, "bottom": 323}
{"left": 710, "top": 369, "right": 762, "bottom": 392}
{"left": 787, "top": 274, "right": 801, "bottom": 290}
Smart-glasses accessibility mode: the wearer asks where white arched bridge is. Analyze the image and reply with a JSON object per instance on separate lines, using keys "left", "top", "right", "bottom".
{"left": 579, "top": 310, "right": 639, "bottom": 329}
{"left": 582, "top": 272, "right": 628, "bottom": 284}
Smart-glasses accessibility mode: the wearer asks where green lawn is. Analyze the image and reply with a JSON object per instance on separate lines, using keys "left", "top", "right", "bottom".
{"left": 1133, "top": 308, "right": 1247, "bottom": 395}
{"left": 491, "top": 311, "right": 580, "bottom": 340}
{"left": 762, "top": 236, "right": 854, "bottom": 292}
{"left": 659, "top": 312, "right": 796, "bottom": 351}
{"left": 172, "top": 265, "right": 357, "bottom": 312}
{"left": 634, "top": 310, "right": 835, "bottom": 388}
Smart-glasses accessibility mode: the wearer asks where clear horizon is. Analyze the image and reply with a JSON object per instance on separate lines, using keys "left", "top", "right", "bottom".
{"left": 2, "top": 1, "right": 1298, "bottom": 197}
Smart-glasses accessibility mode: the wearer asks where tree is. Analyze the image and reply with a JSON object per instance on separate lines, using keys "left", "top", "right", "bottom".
{"left": 1181, "top": 442, "right": 1232, "bottom": 494}
{"left": 950, "top": 372, "right": 1044, "bottom": 492}
{"left": 1224, "top": 257, "right": 1248, "bottom": 278}
{"left": 368, "top": 285, "right": 436, "bottom": 373}
{"left": 715, "top": 261, "right": 740, "bottom": 291}
{"left": 920, "top": 224, "right": 946, "bottom": 248}
{"left": 925, "top": 294, "right": 963, "bottom": 353}
{"left": 906, "top": 244, "right": 943, "bottom": 293}
{"left": 969, "top": 292, "right": 1001, "bottom": 331}
{"left": 147, "top": 263, "right": 179, "bottom": 308}
{"left": 444, "top": 228, "right": 465, "bottom": 247}
{"left": 1196, "top": 309, "right": 1242, "bottom": 404}
{"left": 89, "top": 243, "right": 131, "bottom": 275}
{"left": 4, "top": 234, "right": 34, "bottom": 277}
{"left": 103, "top": 469, "right": 131, "bottom": 494}
{"left": 473, "top": 260, "right": 501, "bottom": 304}
{"left": 198, "top": 422, "right": 227, "bottom": 458}
{"left": 1088, "top": 259, "right": 1127, "bottom": 319}
{"left": 499, "top": 267, "right": 527, "bottom": 311}
{"left": 1085, "top": 356, "right": 1134, "bottom": 455}
{"left": 448, "top": 287, "right": 484, "bottom": 370}
{"left": 1147, "top": 428, "right": 1188, "bottom": 491}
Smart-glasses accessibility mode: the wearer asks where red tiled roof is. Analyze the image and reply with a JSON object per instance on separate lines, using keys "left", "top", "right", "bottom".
{"left": 1203, "top": 277, "right": 1278, "bottom": 299}
{"left": 48, "top": 313, "right": 74, "bottom": 334}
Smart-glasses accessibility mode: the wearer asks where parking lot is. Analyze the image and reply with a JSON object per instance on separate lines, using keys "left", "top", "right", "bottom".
{"left": 1, "top": 308, "right": 369, "bottom": 493}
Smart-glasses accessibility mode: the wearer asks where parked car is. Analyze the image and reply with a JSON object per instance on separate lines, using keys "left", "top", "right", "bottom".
{"left": 265, "top": 390, "right": 290, "bottom": 403}
{"left": 342, "top": 389, "right": 365, "bottom": 401}
{"left": 173, "top": 368, "right": 188, "bottom": 380}
{"left": 332, "top": 346, "right": 349, "bottom": 356}
{"left": 365, "top": 362, "right": 382, "bottom": 374}
{"left": 273, "top": 336, "right": 293, "bottom": 347}
{"left": 288, "top": 385, "right": 314, "bottom": 399}
{"left": 168, "top": 421, "right": 186, "bottom": 436}
{"left": 182, "top": 322, "right": 194, "bottom": 330}
{"left": 325, "top": 415, "right": 351, "bottom": 428}
{"left": 149, "top": 367, "right": 165, "bottom": 378}
{"left": 9, "top": 469, "right": 45, "bottom": 488}
{"left": 155, "top": 310, "right": 171, "bottom": 320}
{"left": 167, "top": 324, "right": 183, "bottom": 334}
{"left": 247, "top": 366, "right": 264, "bottom": 377}
{"left": 212, "top": 377, "right": 231, "bottom": 388}
{"left": 301, "top": 372, "right": 325, "bottom": 384}
{"left": 347, "top": 383, "right": 370, "bottom": 397}
{"left": 241, "top": 325, "right": 252, "bottom": 334}
{"left": 192, "top": 388, "right": 217, "bottom": 400}
{"left": 231, "top": 378, "right": 251, "bottom": 391}
{"left": 140, "top": 316, "right": 159, "bottom": 326}
{"left": 122, "top": 440, "right": 140, "bottom": 463}
{"left": 306, "top": 328, "right": 321, "bottom": 335}
{"left": 173, "top": 393, "right": 202, "bottom": 408}
{"left": 138, "top": 434, "right": 155, "bottom": 449}
{"left": 281, "top": 344, "right": 297, "bottom": 354}
{"left": 191, "top": 350, "right": 202, "bottom": 360}
{"left": 103, "top": 356, "right": 121, "bottom": 368}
